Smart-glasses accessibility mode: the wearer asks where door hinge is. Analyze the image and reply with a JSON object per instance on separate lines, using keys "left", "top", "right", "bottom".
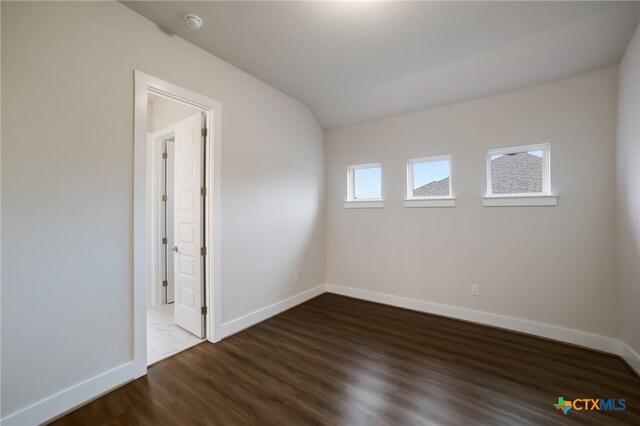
{"left": 201, "top": 306, "right": 208, "bottom": 315}
{"left": 162, "top": 152, "right": 168, "bottom": 159}
{"left": 201, "top": 187, "right": 207, "bottom": 196}
{"left": 162, "top": 195, "right": 167, "bottom": 202}
{"left": 201, "top": 247, "right": 207, "bottom": 256}
{"left": 201, "top": 128, "right": 208, "bottom": 137}
{"left": 162, "top": 280, "right": 168, "bottom": 288}
{"left": 162, "top": 237, "right": 167, "bottom": 245}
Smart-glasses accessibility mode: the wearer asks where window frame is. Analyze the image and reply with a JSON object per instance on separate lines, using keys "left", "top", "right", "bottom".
{"left": 485, "top": 143, "right": 550, "bottom": 198}
{"left": 346, "top": 162, "right": 383, "bottom": 202}
{"left": 406, "top": 155, "right": 453, "bottom": 200}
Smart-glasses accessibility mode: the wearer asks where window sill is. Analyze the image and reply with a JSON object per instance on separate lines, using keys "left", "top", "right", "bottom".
{"left": 404, "top": 198, "right": 456, "bottom": 208}
{"left": 482, "top": 195, "right": 558, "bottom": 207}
{"left": 344, "top": 200, "right": 384, "bottom": 209}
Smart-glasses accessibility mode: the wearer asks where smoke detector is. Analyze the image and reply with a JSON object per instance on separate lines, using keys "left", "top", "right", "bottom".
{"left": 184, "top": 14, "right": 203, "bottom": 30}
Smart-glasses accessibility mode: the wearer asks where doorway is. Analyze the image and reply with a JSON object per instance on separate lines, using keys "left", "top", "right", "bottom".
{"left": 133, "top": 72, "right": 222, "bottom": 374}
{"left": 146, "top": 94, "right": 208, "bottom": 364}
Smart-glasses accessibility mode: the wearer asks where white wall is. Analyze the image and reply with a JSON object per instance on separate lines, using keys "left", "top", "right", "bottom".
{"left": 148, "top": 94, "right": 200, "bottom": 133}
{"left": 1, "top": 1, "right": 324, "bottom": 420}
{"left": 326, "top": 67, "right": 618, "bottom": 337}
{"left": 616, "top": 24, "right": 640, "bottom": 355}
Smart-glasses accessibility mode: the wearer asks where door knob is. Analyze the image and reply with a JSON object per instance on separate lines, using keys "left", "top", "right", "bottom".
{"left": 172, "top": 246, "right": 179, "bottom": 253}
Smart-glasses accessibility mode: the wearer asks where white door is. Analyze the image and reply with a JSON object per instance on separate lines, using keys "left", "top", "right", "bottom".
{"left": 173, "top": 112, "right": 206, "bottom": 338}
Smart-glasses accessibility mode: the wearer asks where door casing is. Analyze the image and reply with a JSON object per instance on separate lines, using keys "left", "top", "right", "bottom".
{"left": 147, "top": 132, "right": 176, "bottom": 308}
{"left": 134, "top": 71, "right": 222, "bottom": 378}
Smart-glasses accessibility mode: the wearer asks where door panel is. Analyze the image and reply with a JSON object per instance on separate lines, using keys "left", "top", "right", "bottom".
{"left": 173, "top": 112, "right": 205, "bottom": 338}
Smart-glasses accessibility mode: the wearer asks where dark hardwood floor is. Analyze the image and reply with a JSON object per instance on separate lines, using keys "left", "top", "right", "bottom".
{"left": 52, "top": 294, "right": 640, "bottom": 425}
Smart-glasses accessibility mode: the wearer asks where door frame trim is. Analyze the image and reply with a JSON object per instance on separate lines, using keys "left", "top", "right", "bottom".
{"left": 147, "top": 129, "right": 175, "bottom": 308}
{"left": 134, "top": 71, "right": 223, "bottom": 378}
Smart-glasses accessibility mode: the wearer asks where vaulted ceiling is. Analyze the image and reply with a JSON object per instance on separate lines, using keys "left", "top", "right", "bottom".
{"left": 122, "top": 1, "right": 640, "bottom": 129}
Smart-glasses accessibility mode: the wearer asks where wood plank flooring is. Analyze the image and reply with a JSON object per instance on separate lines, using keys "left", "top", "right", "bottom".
{"left": 52, "top": 294, "right": 640, "bottom": 425}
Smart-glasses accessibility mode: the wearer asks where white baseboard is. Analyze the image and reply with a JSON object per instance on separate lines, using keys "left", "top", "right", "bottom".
{"left": 621, "top": 342, "right": 640, "bottom": 377}
{"left": 1, "top": 362, "right": 136, "bottom": 426}
{"left": 325, "top": 284, "right": 626, "bottom": 360}
{"left": 6, "top": 283, "right": 637, "bottom": 426}
{"left": 4, "top": 285, "right": 326, "bottom": 426}
{"left": 220, "top": 284, "right": 326, "bottom": 338}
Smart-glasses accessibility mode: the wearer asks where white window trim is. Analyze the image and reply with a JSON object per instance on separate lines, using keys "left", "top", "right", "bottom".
{"left": 485, "top": 143, "right": 551, "bottom": 198}
{"left": 406, "top": 155, "right": 454, "bottom": 202}
{"left": 344, "top": 200, "right": 385, "bottom": 209}
{"left": 404, "top": 199, "right": 456, "bottom": 208}
{"left": 482, "top": 195, "right": 558, "bottom": 207}
{"left": 346, "top": 163, "right": 383, "bottom": 205}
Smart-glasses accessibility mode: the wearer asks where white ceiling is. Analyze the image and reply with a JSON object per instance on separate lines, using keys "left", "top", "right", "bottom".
{"left": 122, "top": 1, "right": 640, "bottom": 129}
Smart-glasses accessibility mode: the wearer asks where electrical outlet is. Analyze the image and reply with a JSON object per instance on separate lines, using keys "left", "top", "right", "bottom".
{"left": 294, "top": 273, "right": 300, "bottom": 284}
{"left": 472, "top": 285, "right": 480, "bottom": 296}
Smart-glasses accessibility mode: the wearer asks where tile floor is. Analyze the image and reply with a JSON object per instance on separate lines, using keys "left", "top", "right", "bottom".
{"left": 147, "top": 304, "right": 205, "bottom": 366}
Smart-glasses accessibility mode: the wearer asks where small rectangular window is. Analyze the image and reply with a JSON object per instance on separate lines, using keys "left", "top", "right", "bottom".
{"left": 486, "top": 143, "right": 550, "bottom": 197}
{"left": 347, "top": 163, "right": 382, "bottom": 201}
{"left": 407, "top": 155, "right": 452, "bottom": 199}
